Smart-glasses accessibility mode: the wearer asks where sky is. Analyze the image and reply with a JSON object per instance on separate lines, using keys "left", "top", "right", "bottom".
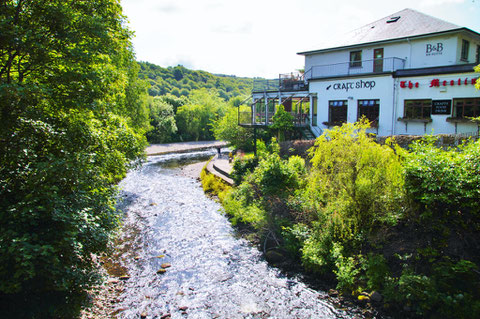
{"left": 120, "top": 0, "right": 480, "bottom": 78}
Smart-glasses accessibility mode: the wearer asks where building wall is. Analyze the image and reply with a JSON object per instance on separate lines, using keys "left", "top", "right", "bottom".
{"left": 309, "top": 74, "right": 395, "bottom": 136}
{"left": 309, "top": 71, "right": 480, "bottom": 137}
{"left": 394, "top": 72, "right": 480, "bottom": 136}
{"left": 304, "top": 32, "right": 480, "bottom": 74}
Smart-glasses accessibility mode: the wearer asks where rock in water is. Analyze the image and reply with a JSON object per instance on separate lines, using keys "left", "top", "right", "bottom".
{"left": 370, "top": 291, "right": 382, "bottom": 302}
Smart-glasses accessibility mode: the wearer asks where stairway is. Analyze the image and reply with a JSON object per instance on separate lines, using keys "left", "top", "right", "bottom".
{"left": 301, "top": 127, "right": 316, "bottom": 140}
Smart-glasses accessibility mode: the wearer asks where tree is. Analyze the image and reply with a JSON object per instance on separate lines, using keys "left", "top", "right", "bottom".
{"left": 212, "top": 104, "right": 254, "bottom": 151}
{"left": 146, "top": 97, "right": 178, "bottom": 143}
{"left": 475, "top": 64, "right": 480, "bottom": 90}
{"left": 0, "top": 1, "right": 145, "bottom": 316}
{"left": 175, "top": 89, "right": 227, "bottom": 141}
{"left": 271, "top": 104, "right": 294, "bottom": 142}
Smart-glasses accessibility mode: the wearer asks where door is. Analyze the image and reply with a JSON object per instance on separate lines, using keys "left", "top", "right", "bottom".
{"left": 374, "top": 48, "right": 384, "bottom": 73}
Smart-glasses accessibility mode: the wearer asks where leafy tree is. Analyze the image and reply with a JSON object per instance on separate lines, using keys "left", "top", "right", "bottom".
{"left": 271, "top": 104, "right": 295, "bottom": 142}
{"left": 212, "top": 104, "right": 254, "bottom": 151}
{"left": 476, "top": 64, "right": 480, "bottom": 89}
{"left": 176, "top": 89, "right": 227, "bottom": 141}
{"left": 146, "top": 97, "right": 178, "bottom": 143}
{"left": 0, "top": 0, "right": 145, "bottom": 316}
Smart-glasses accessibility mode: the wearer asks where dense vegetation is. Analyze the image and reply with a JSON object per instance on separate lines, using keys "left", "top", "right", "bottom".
{"left": 0, "top": 1, "right": 147, "bottom": 317}
{"left": 224, "top": 121, "right": 480, "bottom": 318}
{"left": 138, "top": 61, "right": 259, "bottom": 147}
{"left": 138, "top": 61, "right": 253, "bottom": 100}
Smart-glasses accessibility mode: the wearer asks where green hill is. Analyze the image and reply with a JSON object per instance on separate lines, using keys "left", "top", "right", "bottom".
{"left": 138, "top": 61, "right": 254, "bottom": 101}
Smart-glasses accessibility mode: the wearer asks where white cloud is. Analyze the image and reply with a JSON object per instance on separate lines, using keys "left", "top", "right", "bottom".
{"left": 121, "top": 0, "right": 480, "bottom": 78}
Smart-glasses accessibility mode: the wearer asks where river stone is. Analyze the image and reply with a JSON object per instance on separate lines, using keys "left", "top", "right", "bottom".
{"left": 370, "top": 291, "right": 382, "bottom": 302}
{"left": 265, "top": 250, "right": 285, "bottom": 264}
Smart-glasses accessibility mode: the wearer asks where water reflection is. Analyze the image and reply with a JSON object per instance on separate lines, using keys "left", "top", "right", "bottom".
{"left": 114, "top": 151, "right": 362, "bottom": 318}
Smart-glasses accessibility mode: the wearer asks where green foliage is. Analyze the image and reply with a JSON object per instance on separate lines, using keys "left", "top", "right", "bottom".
{"left": 363, "top": 254, "right": 390, "bottom": 291}
{"left": 332, "top": 244, "right": 363, "bottom": 294}
{"left": 0, "top": 0, "right": 146, "bottom": 316}
{"left": 224, "top": 139, "right": 306, "bottom": 237}
{"left": 146, "top": 97, "right": 178, "bottom": 143}
{"left": 231, "top": 154, "right": 259, "bottom": 185}
{"left": 200, "top": 164, "right": 231, "bottom": 203}
{"left": 219, "top": 116, "right": 480, "bottom": 317}
{"left": 270, "top": 104, "right": 295, "bottom": 142}
{"left": 475, "top": 64, "right": 480, "bottom": 89}
{"left": 307, "top": 120, "right": 404, "bottom": 231}
{"left": 385, "top": 259, "right": 480, "bottom": 318}
{"left": 212, "top": 105, "right": 254, "bottom": 151}
{"left": 138, "top": 61, "right": 253, "bottom": 100}
{"left": 403, "top": 137, "right": 480, "bottom": 228}
{"left": 175, "top": 89, "right": 228, "bottom": 141}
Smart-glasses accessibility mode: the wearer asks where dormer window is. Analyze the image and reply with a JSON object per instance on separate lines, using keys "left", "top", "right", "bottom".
{"left": 386, "top": 16, "right": 400, "bottom": 23}
{"left": 461, "top": 39, "right": 470, "bottom": 61}
{"left": 350, "top": 50, "right": 362, "bottom": 68}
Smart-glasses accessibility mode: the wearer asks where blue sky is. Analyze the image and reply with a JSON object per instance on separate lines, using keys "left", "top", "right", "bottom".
{"left": 121, "top": 0, "right": 480, "bottom": 78}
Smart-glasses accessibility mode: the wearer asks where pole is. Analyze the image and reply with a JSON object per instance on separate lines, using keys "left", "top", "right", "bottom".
{"left": 254, "top": 127, "right": 257, "bottom": 157}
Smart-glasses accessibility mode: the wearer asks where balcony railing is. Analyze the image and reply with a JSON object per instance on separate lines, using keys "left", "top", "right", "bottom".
{"left": 253, "top": 72, "right": 309, "bottom": 93}
{"left": 253, "top": 58, "right": 405, "bottom": 93}
{"left": 238, "top": 111, "right": 309, "bottom": 127}
{"left": 305, "top": 57, "right": 406, "bottom": 80}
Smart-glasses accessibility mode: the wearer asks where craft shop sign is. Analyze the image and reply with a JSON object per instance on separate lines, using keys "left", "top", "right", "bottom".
{"left": 326, "top": 80, "right": 376, "bottom": 92}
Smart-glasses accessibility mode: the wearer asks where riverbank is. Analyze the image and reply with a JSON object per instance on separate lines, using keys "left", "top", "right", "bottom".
{"left": 146, "top": 140, "right": 227, "bottom": 156}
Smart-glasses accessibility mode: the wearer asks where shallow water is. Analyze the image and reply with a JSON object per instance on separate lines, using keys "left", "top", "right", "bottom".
{"left": 114, "top": 151, "right": 363, "bottom": 319}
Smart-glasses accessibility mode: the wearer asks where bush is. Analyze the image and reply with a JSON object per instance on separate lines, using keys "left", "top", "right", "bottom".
{"left": 200, "top": 163, "right": 231, "bottom": 203}
{"left": 297, "top": 121, "right": 404, "bottom": 274}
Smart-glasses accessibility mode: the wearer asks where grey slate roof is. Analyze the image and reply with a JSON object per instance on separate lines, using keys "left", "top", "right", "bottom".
{"left": 299, "top": 8, "right": 468, "bottom": 55}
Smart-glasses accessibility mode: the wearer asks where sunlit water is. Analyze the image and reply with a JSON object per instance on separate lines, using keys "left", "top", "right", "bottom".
{"left": 114, "top": 151, "right": 363, "bottom": 319}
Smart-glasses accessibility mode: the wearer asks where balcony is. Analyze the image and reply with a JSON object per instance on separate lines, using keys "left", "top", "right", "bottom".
{"left": 253, "top": 71, "right": 308, "bottom": 93}
{"left": 304, "top": 57, "right": 406, "bottom": 80}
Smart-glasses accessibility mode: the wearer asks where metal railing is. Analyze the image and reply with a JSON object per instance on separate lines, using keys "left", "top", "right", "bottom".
{"left": 253, "top": 79, "right": 279, "bottom": 92}
{"left": 253, "top": 72, "right": 309, "bottom": 93}
{"left": 304, "top": 57, "right": 406, "bottom": 80}
{"left": 238, "top": 111, "right": 309, "bottom": 127}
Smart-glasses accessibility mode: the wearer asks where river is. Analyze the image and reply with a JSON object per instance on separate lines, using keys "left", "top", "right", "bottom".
{"left": 108, "top": 150, "right": 364, "bottom": 319}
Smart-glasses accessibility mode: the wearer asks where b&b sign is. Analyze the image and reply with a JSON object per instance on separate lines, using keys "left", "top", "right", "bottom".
{"left": 426, "top": 43, "right": 443, "bottom": 56}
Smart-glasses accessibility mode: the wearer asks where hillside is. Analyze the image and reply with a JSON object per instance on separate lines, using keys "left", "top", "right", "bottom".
{"left": 138, "top": 61, "right": 254, "bottom": 101}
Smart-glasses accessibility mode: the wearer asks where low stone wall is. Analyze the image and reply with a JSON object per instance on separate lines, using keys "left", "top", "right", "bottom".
{"left": 280, "top": 132, "right": 479, "bottom": 159}
{"left": 377, "top": 132, "right": 479, "bottom": 149}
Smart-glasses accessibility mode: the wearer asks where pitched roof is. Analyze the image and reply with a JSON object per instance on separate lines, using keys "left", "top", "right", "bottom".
{"left": 299, "top": 8, "right": 468, "bottom": 55}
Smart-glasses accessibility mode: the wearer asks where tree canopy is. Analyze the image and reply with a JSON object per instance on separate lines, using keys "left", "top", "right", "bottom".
{"left": 0, "top": 0, "right": 146, "bottom": 316}
{"left": 138, "top": 61, "right": 253, "bottom": 100}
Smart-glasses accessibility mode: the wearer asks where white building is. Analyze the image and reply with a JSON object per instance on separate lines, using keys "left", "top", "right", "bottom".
{"left": 243, "top": 9, "right": 480, "bottom": 137}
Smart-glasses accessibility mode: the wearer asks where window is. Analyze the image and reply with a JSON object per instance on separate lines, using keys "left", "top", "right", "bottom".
{"left": 404, "top": 99, "right": 432, "bottom": 119}
{"left": 461, "top": 40, "right": 470, "bottom": 61}
{"left": 476, "top": 45, "right": 480, "bottom": 64}
{"left": 453, "top": 98, "right": 480, "bottom": 118}
{"left": 312, "top": 96, "right": 318, "bottom": 126}
{"left": 350, "top": 50, "right": 362, "bottom": 68}
{"left": 357, "top": 99, "right": 380, "bottom": 124}
{"left": 328, "top": 100, "right": 348, "bottom": 124}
